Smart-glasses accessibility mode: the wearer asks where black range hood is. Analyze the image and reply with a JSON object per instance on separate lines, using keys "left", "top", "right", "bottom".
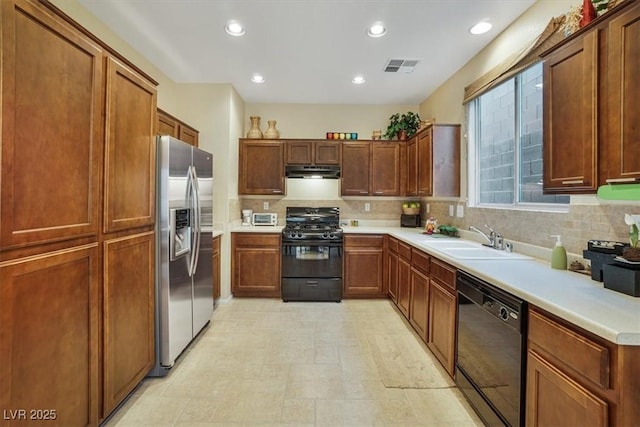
{"left": 285, "top": 165, "right": 340, "bottom": 179}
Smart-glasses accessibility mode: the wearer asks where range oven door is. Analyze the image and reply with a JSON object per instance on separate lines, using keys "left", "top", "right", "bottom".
{"left": 281, "top": 240, "right": 343, "bottom": 302}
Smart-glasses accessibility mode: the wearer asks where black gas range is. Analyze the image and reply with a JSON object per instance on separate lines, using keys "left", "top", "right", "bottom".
{"left": 281, "top": 207, "right": 343, "bottom": 302}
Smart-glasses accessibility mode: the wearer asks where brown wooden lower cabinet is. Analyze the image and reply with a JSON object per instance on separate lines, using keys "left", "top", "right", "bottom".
{"left": 526, "top": 350, "right": 608, "bottom": 427}
{"left": 527, "top": 307, "right": 640, "bottom": 426}
{"left": 387, "top": 249, "right": 398, "bottom": 303}
{"left": 396, "top": 257, "right": 411, "bottom": 318}
{"left": 409, "top": 266, "right": 429, "bottom": 341}
{"left": 231, "top": 233, "right": 281, "bottom": 297}
{"left": 212, "top": 235, "right": 221, "bottom": 300}
{"left": 343, "top": 234, "right": 386, "bottom": 298}
{"left": 103, "top": 232, "right": 155, "bottom": 416}
{"left": 0, "top": 244, "right": 100, "bottom": 426}
{"left": 427, "top": 280, "right": 456, "bottom": 376}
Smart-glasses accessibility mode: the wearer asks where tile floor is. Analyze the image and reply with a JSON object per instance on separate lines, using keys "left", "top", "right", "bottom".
{"left": 104, "top": 298, "right": 484, "bottom": 426}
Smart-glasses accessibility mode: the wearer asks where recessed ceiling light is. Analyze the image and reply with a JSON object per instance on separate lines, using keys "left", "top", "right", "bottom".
{"left": 352, "top": 75, "right": 366, "bottom": 85}
{"left": 469, "top": 21, "right": 492, "bottom": 35}
{"left": 251, "top": 74, "right": 265, "bottom": 83}
{"left": 367, "top": 22, "right": 387, "bottom": 38}
{"left": 225, "top": 20, "right": 245, "bottom": 36}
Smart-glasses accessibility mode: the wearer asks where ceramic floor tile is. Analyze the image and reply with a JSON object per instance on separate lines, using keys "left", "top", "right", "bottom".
{"left": 107, "top": 298, "right": 486, "bottom": 427}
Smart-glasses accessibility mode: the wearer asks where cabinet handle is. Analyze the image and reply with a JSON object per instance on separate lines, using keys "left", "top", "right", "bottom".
{"left": 272, "top": 190, "right": 282, "bottom": 193}
{"left": 306, "top": 280, "right": 318, "bottom": 287}
{"left": 561, "top": 179, "right": 584, "bottom": 185}
{"left": 606, "top": 178, "right": 639, "bottom": 183}
{"left": 374, "top": 191, "right": 383, "bottom": 194}
{"left": 360, "top": 191, "right": 368, "bottom": 194}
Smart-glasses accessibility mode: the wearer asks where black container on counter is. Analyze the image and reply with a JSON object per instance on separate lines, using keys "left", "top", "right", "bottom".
{"left": 583, "top": 250, "right": 617, "bottom": 282}
{"left": 603, "top": 262, "right": 640, "bottom": 297}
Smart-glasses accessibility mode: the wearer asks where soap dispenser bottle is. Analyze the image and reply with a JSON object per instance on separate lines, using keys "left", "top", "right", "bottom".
{"left": 550, "top": 235, "right": 567, "bottom": 270}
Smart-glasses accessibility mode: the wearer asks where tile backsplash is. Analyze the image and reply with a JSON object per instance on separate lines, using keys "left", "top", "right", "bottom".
{"left": 240, "top": 196, "right": 639, "bottom": 257}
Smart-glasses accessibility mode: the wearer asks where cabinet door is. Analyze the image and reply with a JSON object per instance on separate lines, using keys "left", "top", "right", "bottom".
{"left": 427, "top": 280, "right": 456, "bottom": 376}
{"left": 212, "top": 236, "right": 221, "bottom": 299}
{"left": 315, "top": 141, "right": 341, "bottom": 164}
{"left": 344, "top": 249, "right": 385, "bottom": 296}
{"left": 371, "top": 142, "right": 402, "bottom": 196}
{"left": 410, "top": 267, "right": 429, "bottom": 342}
{"left": 606, "top": 4, "right": 640, "bottom": 183}
{"left": 231, "top": 234, "right": 281, "bottom": 297}
{"left": 526, "top": 350, "right": 608, "bottom": 427}
{"left": 0, "top": 245, "right": 100, "bottom": 426}
{"left": 387, "top": 250, "right": 399, "bottom": 303}
{"left": 1, "top": 0, "right": 103, "bottom": 249}
{"left": 286, "top": 140, "right": 313, "bottom": 164}
{"left": 407, "top": 136, "right": 418, "bottom": 196}
{"left": 239, "top": 140, "right": 285, "bottom": 195}
{"left": 341, "top": 142, "right": 371, "bottom": 195}
{"left": 397, "top": 257, "right": 411, "bottom": 318}
{"left": 417, "top": 128, "right": 433, "bottom": 196}
{"left": 543, "top": 32, "right": 598, "bottom": 193}
{"left": 104, "top": 57, "right": 157, "bottom": 232}
{"left": 343, "top": 235, "right": 385, "bottom": 297}
{"left": 157, "top": 109, "right": 179, "bottom": 137}
{"left": 103, "top": 232, "right": 155, "bottom": 415}
{"left": 178, "top": 125, "right": 199, "bottom": 147}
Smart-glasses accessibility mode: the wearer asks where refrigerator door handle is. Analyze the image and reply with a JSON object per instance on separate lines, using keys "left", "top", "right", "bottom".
{"left": 190, "top": 165, "right": 202, "bottom": 275}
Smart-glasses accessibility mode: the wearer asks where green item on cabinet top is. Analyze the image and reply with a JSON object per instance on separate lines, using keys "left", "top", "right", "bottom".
{"left": 597, "top": 184, "right": 640, "bottom": 201}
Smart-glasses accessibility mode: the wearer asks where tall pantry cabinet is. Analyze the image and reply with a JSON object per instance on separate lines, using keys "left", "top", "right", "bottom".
{"left": 0, "top": 1, "right": 157, "bottom": 425}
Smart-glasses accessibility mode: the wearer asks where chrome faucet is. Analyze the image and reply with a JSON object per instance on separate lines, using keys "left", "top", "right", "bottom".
{"left": 469, "top": 224, "right": 504, "bottom": 249}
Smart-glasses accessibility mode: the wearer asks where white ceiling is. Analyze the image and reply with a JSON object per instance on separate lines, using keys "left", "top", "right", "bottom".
{"left": 78, "top": 0, "right": 537, "bottom": 105}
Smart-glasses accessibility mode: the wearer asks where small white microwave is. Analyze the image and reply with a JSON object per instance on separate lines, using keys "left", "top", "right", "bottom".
{"left": 252, "top": 212, "right": 277, "bottom": 226}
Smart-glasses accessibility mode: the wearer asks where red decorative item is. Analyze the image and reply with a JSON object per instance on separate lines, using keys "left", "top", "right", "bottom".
{"left": 580, "top": 0, "right": 597, "bottom": 27}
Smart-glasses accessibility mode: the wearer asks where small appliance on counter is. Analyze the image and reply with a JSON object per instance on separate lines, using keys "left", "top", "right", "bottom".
{"left": 242, "top": 209, "right": 253, "bottom": 226}
{"left": 583, "top": 239, "right": 628, "bottom": 281}
{"left": 252, "top": 212, "right": 277, "bottom": 226}
{"left": 401, "top": 214, "right": 421, "bottom": 228}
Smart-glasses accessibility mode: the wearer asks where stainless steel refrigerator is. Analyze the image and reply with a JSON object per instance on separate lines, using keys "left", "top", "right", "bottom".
{"left": 149, "top": 135, "right": 214, "bottom": 377}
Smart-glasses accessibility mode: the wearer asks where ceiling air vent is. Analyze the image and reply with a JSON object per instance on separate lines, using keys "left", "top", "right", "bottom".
{"left": 384, "top": 58, "right": 420, "bottom": 73}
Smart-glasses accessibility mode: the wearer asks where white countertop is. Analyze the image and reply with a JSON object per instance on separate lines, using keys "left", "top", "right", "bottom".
{"left": 343, "top": 226, "right": 640, "bottom": 346}
{"left": 231, "top": 224, "right": 284, "bottom": 233}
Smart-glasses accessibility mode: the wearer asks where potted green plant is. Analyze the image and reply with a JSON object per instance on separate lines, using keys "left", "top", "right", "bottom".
{"left": 384, "top": 112, "right": 421, "bottom": 140}
{"left": 623, "top": 214, "right": 640, "bottom": 261}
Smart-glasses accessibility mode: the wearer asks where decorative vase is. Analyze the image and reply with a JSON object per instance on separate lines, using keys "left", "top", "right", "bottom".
{"left": 264, "top": 120, "right": 280, "bottom": 139}
{"left": 580, "top": 0, "right": 597, "bottom": 27}
{"left": 246, "top": 116, "right": 263, "bottom": 139}
{"left": 397, "top": 130, "right": 407, "bottom": 141}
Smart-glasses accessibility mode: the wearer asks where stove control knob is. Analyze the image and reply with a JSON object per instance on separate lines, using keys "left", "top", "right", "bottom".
{"left": 323, "top": 232, "right": 330, "bottom": 239}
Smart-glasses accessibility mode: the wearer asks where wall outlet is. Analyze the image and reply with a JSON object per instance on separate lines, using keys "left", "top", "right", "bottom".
{"left": 456, "top": 205, "right": 464, "bottom": 218}
{"left": 364, "top": 203, "right": 371, "bottom": 212}
{"left": 263, "top": 202, "right": 269, "bottom": 210}
{"left": 449, "top": 205, "right": 454, "bottom": 216}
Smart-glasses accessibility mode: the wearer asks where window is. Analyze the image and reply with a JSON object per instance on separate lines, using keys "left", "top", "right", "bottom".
{"left": 467, "top": 62, "right": 568, "bottom": 208}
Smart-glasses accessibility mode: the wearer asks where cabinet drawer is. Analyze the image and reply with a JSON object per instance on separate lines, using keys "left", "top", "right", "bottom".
{"left": 345, "top": 234, "right": 384, "bottom": 248}
{"left": 398, "top": 241, "right": 412, "bottom": 260}
{"left": 430, "top": 258, "right": 456, "bottom": 292}
{"left": 233, "top": 233, "right": 280, "bottom": 247}
{"left": 388, "top": 237, "right": 399, "bottom": 253}
{"left": 528, "top": 310, "right": 610, "bottom": 390}
{"left": 411, "top": 249, "right": 430, "bottom": 275}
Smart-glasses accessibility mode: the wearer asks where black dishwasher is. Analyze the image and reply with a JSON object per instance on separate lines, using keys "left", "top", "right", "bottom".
{"left": 456, "top": 271, "right": 527, "bottom": 427}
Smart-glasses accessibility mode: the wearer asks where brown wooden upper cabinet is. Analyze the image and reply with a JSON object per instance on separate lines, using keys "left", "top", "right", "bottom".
{"left": 238, "top": 139, "right": 285, "bottom": 195}
{"left": 342, "top": 141, "right": 404, "bottom": 196}
{"left": 0, "top": 0, "right": 104, "bottom": 250}
{"left": 285, "top": 140, "right": 341, "bottom": 165}
{"left": 104, "top": 57, "right": 157, "bottom": 233}
{"left": 605, "top": 3, "right": 640, "bottom": 183}
{"left": 407, "top": 124, "right": 460, "bottom": 197}
{"left": 542, "top": 31, "right": 598, "bottom": 193}
{"left": 157, "top": 108, "right": 199, "bottom": 147}
{"left": 542, "top": 0, "right": 640, "bottom": 192}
